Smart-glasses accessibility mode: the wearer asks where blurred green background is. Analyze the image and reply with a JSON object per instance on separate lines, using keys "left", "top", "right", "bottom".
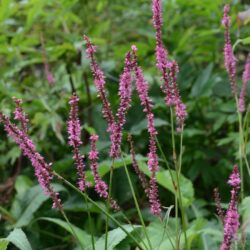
{"left": 0, "top": 0, "right": 250, "bottom": 249}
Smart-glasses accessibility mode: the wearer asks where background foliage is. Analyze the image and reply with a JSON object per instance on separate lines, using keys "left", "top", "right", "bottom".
{"left": 0, "top": 0, "right": 250, "bottom": 249}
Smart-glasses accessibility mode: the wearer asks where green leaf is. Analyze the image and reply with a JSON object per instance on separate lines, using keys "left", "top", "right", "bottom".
{"left": 233, "top": 37, "right": 250, "bottom": 50}
{"left": 0, "top": 0, "right": 11, "bottom": 22}
{"left": 0, "top": 239, "right": 9, "bottom": 250}
{"left": 141, "top": 218, "right": 205, "bottom": 250}
{"left": 6, "top": 228, "right": 32, "bottom": 250}
{"left": 138, "top": 162, "right": 194, "bottom": 207}
{"left": 130, "top": 118, "right": 168, "bottom": 136}
{"left": 191, "top": 63, "right": 213, "bottom": 97}
{"left": 38, "top": 217, "right": 92, "bottom": 248}
{"left": 240, "top": 196, "right": 250, "bottom": 223}
{"left": 85, "top": 154, "right": 147, "bottom": 183}
{"left": 93, "top": 225, "right": 140, "bottom": 250}
{"left": 12, "top": 184, "right": 67, "bottom": 228}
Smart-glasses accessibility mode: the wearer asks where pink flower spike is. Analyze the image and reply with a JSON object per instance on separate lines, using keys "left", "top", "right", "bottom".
{"left": 220, "top": 165, "right": 240, "bottom": 250}
{"left": 0, "top": 111, "right": 62, "bottom": 209}
{"left": 228, "top": 165, "right": 241, "bottom": 188}
{"left": 84, "top": 35, "right": 115, "bottom": 131}
{"left": 67, "top": 93, "right": 87, "bottom": 191}
{"left": 149, "top": 175, "right": 161, "bottom": 215}
{"left": 152, "top": 0, "right": 187, "bottom": 129}
{"left": 13, "top": 97, "right": 29, "bottom": 133}
{"left": 152, "top": 0, "right": 168, "bottom": 71}
{"left": 88, "top": 134, "right": 119, "bottom": 210}
{"left": 131, "top": 48, "right": 161, "bottom": 215}
{"left": 222, "top": 4, "right": 237, "bottom": 96}
{"left": 128, "top": 134, "right": 150, "bottom": 195}
{"left": 110, "top": 52, "right": 133, "bottom": 158}
{"left": 239, "top": 53, "right": 250, "bottom": 112}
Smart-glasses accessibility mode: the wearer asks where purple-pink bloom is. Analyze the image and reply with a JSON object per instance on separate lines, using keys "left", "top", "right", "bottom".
{"left": 110, "top": 52, "right": 133, "bottom": 158}
{"left": 131, "top": 45, "right": 161, "bottom": 215}
{"left": 169, "top": 62, "right": 187, "bottom": 130}
{"left": 0, "top": 111, "right": 61, "bottom": 209}
{"left": 220, "top": 165, "right": 240, "bottom": 250}
{"left": 128, "top": 134, "right": 149, "bottom": 195}
{"left": 46, "top": 71, "right": 55, "bottom": 85}
{"left": 88, "top": 134, "right": 119, "bottom": 210}
{"left": 67, "top": 93, "right": 87, "bottom": 191}
{"left": 222, "top": 4, "right": 237, "bottom": 96}
{"left": 152, "top": 0, "right": 187, "bottom": 130}
{"left": 84, "top": 35, "right": 115, "bottom": 132}
{"left": 84, "top": 35, "right": 133, "bottom": 160}
{"left": 239, "top": 53, "right": 250, "bottom": 112}
{"left": 152, "top": 0, "right": 169, "bottom": 71}
{"left": 13, "top": 97, "right": 29, "bottom": 133}
{"left": 88, "top": 134, "right": 108, "bottom": 198}
{"left": 228, "top": 165, "right": 241, "bottom": 188}
{"left": 149, "top": 175, "right": 161, "bottom": 215}
{"left": 214, "top": 187, "right": 225, "bottom": 224}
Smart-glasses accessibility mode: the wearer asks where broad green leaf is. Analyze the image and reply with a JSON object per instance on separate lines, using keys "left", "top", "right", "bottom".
{"left": 38, "top": 217, "right": 92, "bottom": 248}
{"left": 138, "top": 162, "right": 194, "bottom": 207}
{"left": 12, "top": 184, "right": 67, "bottom": 228}
{"left": 93, "top": 225, "right": 140, "bottom": 250}
{"left": 6, "top": 228, "right": 32, "bottom": 250}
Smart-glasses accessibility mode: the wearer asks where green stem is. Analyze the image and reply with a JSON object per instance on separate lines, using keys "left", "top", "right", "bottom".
{"left": 235, "top": 96, "right": 244, "bottom": 200}
{"left": 177, "top": 127, "right": 188, "bottom": 246}
{"left": 178, "top": 129, "right": 184, "bottom": 175}
{"left": 119, "top": 210, "right": 149, "bottom": 250}
{"left": 83, "top": 195, "right": 95, "bottom": 250}
{"left": 121, "top": 154, "right": 152, "bottom": 250}
{"left": 170, "top": 108, "right": 188, "bottom": 250}
{"left": 170, "top": 108, "right": 179, "bottom": 250}
{"left": 60, "top": 209, "right": 85, "bottom": 250}
{"left": 157, "top": 215, "right": 175, "bottom": 250}
{"left": 105, "top": 160, "right": 115, "bottom": 250}
{"left": 156, "top": 136, "right": 175, "bottom": 182}
{"left": 53, "top": 171, "right": 144, "bottom": 249}
{"left": 243, "top": 155, "right": 250, "bottom": 177}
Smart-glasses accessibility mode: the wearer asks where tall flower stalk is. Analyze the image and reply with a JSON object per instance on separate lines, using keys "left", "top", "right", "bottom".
{"left": 88, "top": 134, "right": 119, "bottom": 210}
{"left": 67, "top": 93, "right": 87, "bottom": 191}
{"left": 0, "top": 110, "right": 61, "bottom": 210}
{"left": 220, "top": 165, "right": 240, "bottom": 250}
{"left": 110, "top": 52, "right": 133, "bottom": 159}
{"left": 152, "top": 0, "right": 187, "bottom": 131}
{"left": 131, "top": 45, "right": 161, "bottom": 216}
{"left": 84, "top": 35, "right": 115, "bottom": 134}
{"left": 84, "top": 36, "right": 133, "bottom": 248}
{"left": 84, "top": 35, "right": 133, "bottom": 159}
{"left": 152, "top": 0, "right": 188, "bottom": 248}
{"left": 222, "top": 5, "right": 237, "bottom": 96}
{"left": 222, "top": 5, "right": 250, "bottom": 199}
{"left": 128, "top": 134, "right": 150, "bottom": 195}
{"left": 239, "top": 53, "right": 250, "bottom": 113}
